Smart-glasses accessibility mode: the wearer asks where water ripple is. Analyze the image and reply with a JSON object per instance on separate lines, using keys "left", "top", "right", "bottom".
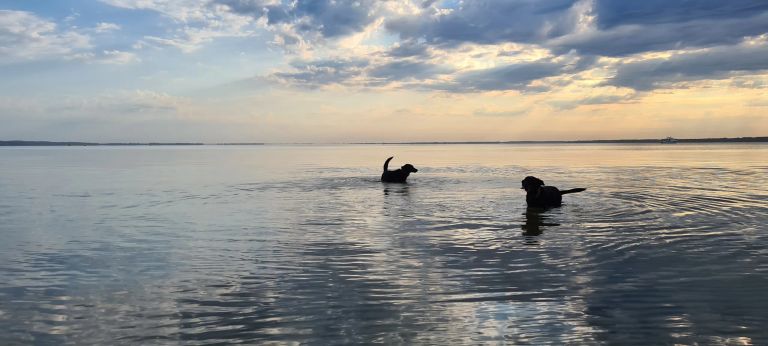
{"left": 1, "top": 146, "right": 767, "bottom": 345}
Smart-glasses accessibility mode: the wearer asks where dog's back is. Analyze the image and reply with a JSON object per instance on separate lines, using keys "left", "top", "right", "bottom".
{"left": 526, "top": 185, "right": 563, "bottom": 208}
{"left": 522, "top": 176, "right": 585, "bottom": 208}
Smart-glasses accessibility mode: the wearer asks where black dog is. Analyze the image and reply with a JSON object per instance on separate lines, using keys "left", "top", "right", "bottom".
{"left": 381, "top": 156, "right": 418, "bottom": 183}
{"left": 521, "top": 176, "right": 585, "bottom": 208}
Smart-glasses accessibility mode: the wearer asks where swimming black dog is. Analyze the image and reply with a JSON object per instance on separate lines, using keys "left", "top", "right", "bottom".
{"left": 381, "top": 156, "right": 418, "bottom": 183}
{"left": 521, "top": 176, "right": 586, "bottom": 208}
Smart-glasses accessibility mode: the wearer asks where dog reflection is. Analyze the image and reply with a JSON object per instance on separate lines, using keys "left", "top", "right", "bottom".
{"left": 383, "top": 185, "right": 410, "bottom": 196}
{"left": 521, "top": 208, "right": 560, "bottom": 236}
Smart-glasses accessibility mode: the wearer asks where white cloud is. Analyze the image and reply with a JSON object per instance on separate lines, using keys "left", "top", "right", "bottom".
{"left": 67, "top": 50, "right": 140, "bottom": 64}
{"left": 94, "top": 22, "right": 121, "bottom": 33}
{"left": 100, "top": 0, "right": 212, "bottom": 22}
{"left": 101, "top": 0, "right": 258, "bottom": 52}
{"left": 100, "top": 50, "right": 141, "bottom": 64}
{"left": 0, "top": 10, "right": 91, "bottom": 64}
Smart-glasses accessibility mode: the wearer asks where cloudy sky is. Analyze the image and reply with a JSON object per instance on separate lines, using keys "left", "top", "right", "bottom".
{"left": 1, "top": 0, "right": 767, "bottom": 142}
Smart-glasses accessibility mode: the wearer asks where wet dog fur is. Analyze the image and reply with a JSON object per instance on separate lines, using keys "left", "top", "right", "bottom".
{"left": 381, "top": 156, "right": 418, "bottom": 183}
{"left": 521, "top": 176, "right": 585, "bottom": 208}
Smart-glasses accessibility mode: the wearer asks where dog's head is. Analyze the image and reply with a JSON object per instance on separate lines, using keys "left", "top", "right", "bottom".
{"left": 521, "top": 176, "right": 544, "bottom": 192}
{"left": 401, "top": 164, "right": 418, "bottom": 173}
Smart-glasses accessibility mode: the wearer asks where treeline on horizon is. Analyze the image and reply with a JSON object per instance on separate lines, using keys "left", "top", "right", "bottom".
{"left": 0, "top": 141, "right": 205, "bottom": 146}
{"left": 1, "top": 137, "right": 768, "bottom": 146}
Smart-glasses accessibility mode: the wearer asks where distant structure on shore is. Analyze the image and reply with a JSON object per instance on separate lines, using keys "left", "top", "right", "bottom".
{"left": 660, "top": 137, "right": 679, "bottom": 144}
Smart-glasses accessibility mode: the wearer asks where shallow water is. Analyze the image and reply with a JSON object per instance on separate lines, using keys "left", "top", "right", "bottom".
{"left": 1, "top": 144, "right": 767, "bottom": 345}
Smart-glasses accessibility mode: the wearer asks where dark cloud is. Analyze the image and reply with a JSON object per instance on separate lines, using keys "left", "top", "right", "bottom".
{"left": 594, "top": 0, "right": 768, "bottom": 29}
{"left": 272, "top": 58, "right": 369, "bottom": 88}
{"left": 438, "top": 61, "right": 565, "bottom": 92}
{"left": 368, "top": 60, "right": 451, "bottom": 81}
{"left": 385, "top": 0, "right": 579, "bottom": 46}
{"left": 217, "top": 0, "right": 377, "bottom": 38}
{"left": 385, "top": 40, "right": 432, "bottom": 58}
{"left": 272, "top": 58, "right": 452, "bottom": 88}
{"left": 268, "top": 50, "right": 596, "bottom": 91}
{"left": 607, "top": 44, "right": 768, "bottom": 90}
{"left": 550, "top": 12, "right": 768, "bottom": 56}
{"left": 214, "top": 0, "right": 271, "bottom": 17}
{"left": 380, "top": 0, "right": 768, "bottom": 58}
{"left": 223, "top": 0, "right": 768, "bottom": 93}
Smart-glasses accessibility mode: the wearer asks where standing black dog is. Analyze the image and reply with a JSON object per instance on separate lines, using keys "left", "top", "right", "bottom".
{"left": 521, "top": 176, "right": 586, "bottom": 208}
{"left": 381, "top": 156, "right": 418, "bottom": 183}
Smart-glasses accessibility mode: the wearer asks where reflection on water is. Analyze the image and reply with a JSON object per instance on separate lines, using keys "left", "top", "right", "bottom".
{"left": 1, "top": 144, "right": 767, "bottom": 345}
{"left": 521, "top": 208, "right": 561, "bottom": 237}
{"left": 383, "top": 183, "right": 410, "bottom": 196}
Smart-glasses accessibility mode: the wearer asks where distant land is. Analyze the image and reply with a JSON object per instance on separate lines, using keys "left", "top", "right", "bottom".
{"left": 0, "top": 140, "right": 205, "bottom": 146}
{"left": 359, "top": 136, "right": 768, "bottom": 145}
{"left": 1, "top": 137, "right": 767, "bottom": 146}
{"left": 0, "top": 141, "right": 262, "bottom": 146}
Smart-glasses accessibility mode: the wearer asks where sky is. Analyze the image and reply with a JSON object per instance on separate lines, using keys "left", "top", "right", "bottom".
{"left": 1, "top": 0, "right": 767, "bottom": 143}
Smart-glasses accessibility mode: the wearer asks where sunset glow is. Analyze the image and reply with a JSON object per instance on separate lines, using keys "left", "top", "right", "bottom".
{"left": 2, "top": 1, "right": 767, "bottom": 142}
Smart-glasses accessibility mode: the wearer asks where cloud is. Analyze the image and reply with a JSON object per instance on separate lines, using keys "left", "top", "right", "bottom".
{"left": 100, "top": 0, "right": 211, "bottom": 22}
{"left": 94, "top": 22, "right": 121, "bottom": 33}
{"left": 222, "top": 0, "right": 378, "bottom": 37}
{"left": 101, "top": 0, "right": 257, "bottom": 52}
{"left": 0, "top": 10, "right": 91, "bottom": 64}
{"left": 436, "top": 61, "right": 565, "bottom": 92}
{"left": 731, "top": 77, "right": 768, "bottom": 89}
{"left": 81, "top": 90, "right": 186, "bottom": 115}
{"left": 67, "top": 50, "right": 140, "bottom": 65}
{"left": 69, "top": 0, "right": 768, "bottom": 96}
{"left": 271, "top": 58, "right": 369, "bottom": 88}
{"left": 473, "top": 108, "right": 528, "bottom": 117}
{"left": 547, "top": 93, "right": 637, "bottom": 110}
{"left": 608, "top": 43, "right": 768, "bottom": 90}
{"left": 93, "top": 0, "right": 768, "bottom": 62}
{"left": 549, "top": 11, "right": 768, "bottom": 56}
{"left": 385, "top": 39, "right": 432, "bottom": 58}
{"left": 0, "top": 90, "right": 187, "bottom": 124}
{"left": 215, "top": 0, "right": 383, "bottom": 51}
{"left": 141, "top": 36, "right": 200, "bottom": 52}
{"left": 380, "top": 1, "right": 768, "bottom": 57}
{"left": 368, "top": 60, "right": 451, "bottom": 82}
{"left": 264, "top": 42, "right": 594, "bottom": 92}
{"left": 385, "top": 0, "right": 580, "bottom": 47}
{"left": 593, "top": 0, "right": 768, "bottom": 29}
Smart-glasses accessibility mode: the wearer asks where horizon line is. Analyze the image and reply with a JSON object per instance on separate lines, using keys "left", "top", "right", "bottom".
{"left": 2, "top": 136, "right": 768, "bottom": 146}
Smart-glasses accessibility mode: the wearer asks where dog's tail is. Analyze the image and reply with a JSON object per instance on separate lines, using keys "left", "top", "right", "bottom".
{"left": 384, "top": 156, "right": 393, "bottom": 171}
{"left": 560, "top": 188, "right": 586, "bottom": 194}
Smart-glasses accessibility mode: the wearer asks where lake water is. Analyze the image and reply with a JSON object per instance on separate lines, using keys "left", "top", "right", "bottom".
{"left": 1, "top": 144, "right": 767, "bottom": 345}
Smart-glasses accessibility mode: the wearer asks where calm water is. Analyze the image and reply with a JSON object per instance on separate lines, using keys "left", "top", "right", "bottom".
{"left": 1, "top": 144, "right": 767, "bottom": 345}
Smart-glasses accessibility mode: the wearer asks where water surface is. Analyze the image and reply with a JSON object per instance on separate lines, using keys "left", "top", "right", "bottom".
{"left": 1, "top": 144, "right": 767, "bottom": 345}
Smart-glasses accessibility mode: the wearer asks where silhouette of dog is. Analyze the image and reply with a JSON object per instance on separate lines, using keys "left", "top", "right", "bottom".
{"left": 381, "top": 156, "right": 418, "bottom": 183}
{"left": 521, "top": 176, "right": 585, "bottom": 208}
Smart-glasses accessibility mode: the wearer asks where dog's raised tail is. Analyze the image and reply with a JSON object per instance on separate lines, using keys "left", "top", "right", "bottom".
{"left": 560, "top": 188, "right": 586, "bottom": 194}
{"left": 383, "top": 156, "right": 394, "bottom": 171}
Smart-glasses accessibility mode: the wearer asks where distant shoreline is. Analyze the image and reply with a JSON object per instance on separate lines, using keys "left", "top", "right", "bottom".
{"left": 358, "top": 136, "right": 768, "bottom": 145}
{"left": 0, "top": 141, "right": 260, "bottom": 146}
{"left": 1, "top": 137, "right": 767, "bottom": 146}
